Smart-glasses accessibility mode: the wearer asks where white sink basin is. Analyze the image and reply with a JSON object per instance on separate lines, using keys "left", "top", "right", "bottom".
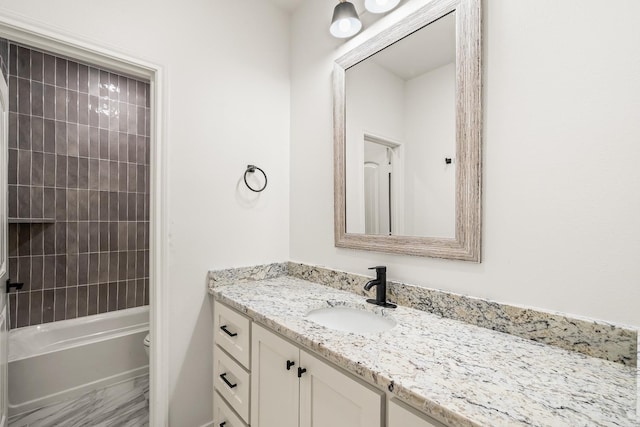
{"left": 305, "top": 306, "right": 396, "bottom": 334}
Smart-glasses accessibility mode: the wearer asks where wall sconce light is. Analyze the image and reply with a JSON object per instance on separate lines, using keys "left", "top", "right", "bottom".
{"left": 330, "top": 1, "right": 362, "bottom": 38}
{"left": 364, "top": 0, "right": 401, "bottom": 14}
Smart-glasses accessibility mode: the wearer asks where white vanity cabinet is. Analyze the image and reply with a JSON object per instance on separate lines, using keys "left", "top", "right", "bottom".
{"left": 213, "top": 301, "right": 252, "bottom": 426}
{"left": 251, "top": 324, "right": 383, "bottom": 427}
{"left": 388, "top": 398, "right": 448, "bottom": 427}
{"left": 213, "top": 300, "right": 442, "bottom": 427}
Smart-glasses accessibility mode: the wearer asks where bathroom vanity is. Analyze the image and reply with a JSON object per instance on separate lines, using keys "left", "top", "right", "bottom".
{"left": 209, "top": 264, "right": 638, "bottom": 427}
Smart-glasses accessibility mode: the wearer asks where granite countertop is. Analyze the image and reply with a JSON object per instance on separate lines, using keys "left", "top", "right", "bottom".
{"left": 210, "top": 276, "right": 639, "bottom": 427}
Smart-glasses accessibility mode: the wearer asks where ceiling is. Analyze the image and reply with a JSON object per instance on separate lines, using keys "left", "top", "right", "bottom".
{"left": 367, "top": 12, "right": 455, "bottom": 80}
{"left": 269, "top": 0, "right": 305, "bottom": 13}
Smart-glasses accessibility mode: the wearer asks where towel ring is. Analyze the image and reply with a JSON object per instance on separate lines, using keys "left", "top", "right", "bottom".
{"left": 244, "top": 165, "right": 267, "bottom": 193}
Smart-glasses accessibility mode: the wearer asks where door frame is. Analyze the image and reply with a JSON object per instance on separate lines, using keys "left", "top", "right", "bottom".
{"left": 0, "top": 13, "right": 169, "bottom": 427}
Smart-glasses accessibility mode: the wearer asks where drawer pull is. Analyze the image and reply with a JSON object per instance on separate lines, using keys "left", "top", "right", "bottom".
{"left": 220, "top": 423, "right": 226, "bottom": 427}
{"left": 297, "top": 367, "right": 307, "bottom": 378}
{"left": 286, "top": 360, "right": 295, "bottom": 370}
{"left": 220, "top": 373, "right": 238, "bottom": 389}
{"left": 220, "top": 325, "right": 238, "bottom": 337}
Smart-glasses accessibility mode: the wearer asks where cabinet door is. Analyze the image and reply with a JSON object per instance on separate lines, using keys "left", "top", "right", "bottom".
{"left": 388, "top": 398, "right": 448, "bottom": 427}
{"left": 251, "top": 324, "right": 300, "bottom": 427}
{"left": 299, "top": 350, "right": 383, "bottom": 427}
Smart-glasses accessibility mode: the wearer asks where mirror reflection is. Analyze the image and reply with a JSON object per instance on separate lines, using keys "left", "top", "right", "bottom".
{"left": 345, "top": 12, "right": 456, "bottom": 238}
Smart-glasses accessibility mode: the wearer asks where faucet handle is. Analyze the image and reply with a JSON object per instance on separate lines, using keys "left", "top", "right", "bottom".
{"left": 368, "top": 266, "right": 386, "bottom": 272}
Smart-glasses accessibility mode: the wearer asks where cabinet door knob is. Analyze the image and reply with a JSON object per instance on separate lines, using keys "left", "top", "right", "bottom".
{"left": 220, "top": 325, "right": 238, "bottom": 337}
{"left": 286, "top": 360, "right": 295, "bottom": 370}
{"left": 219, "top": 373, "right": 237, "bottom": 389}
{"left": 297, "top": 367, "right": 307, "bottom": 378}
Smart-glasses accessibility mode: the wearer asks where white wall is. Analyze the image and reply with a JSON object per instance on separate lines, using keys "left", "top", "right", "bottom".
{"left": 290, "top": 0, "right": 640, "bottom": 328}
{"left": 345, "top": 60, "right": 404, "bottom": 233}
{"left": 0, "top": 1, "right": 291, "bottom": 425}
{"left": 403, "top": 62, "right": 456, "bottom": 237}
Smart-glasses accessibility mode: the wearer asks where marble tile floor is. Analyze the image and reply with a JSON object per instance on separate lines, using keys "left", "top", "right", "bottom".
{"left": 9, "top": 376, "right": 149, "bottom": 427}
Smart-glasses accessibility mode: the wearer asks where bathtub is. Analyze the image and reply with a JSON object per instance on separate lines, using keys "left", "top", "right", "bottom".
{"left": 8, "top": 306, "right": 149, "bottom": 417}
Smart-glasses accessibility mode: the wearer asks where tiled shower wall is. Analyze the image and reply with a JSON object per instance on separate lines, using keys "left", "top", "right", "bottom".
{"left": 5, "top": 42, "right": 150, "bottom": 328}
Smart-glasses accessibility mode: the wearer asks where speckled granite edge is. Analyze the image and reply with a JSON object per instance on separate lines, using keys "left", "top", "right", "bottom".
{"left": 208, "top": 262, "right": 288, "bottom": 287}
{"left": 286, "top": 262, "right": 638, "bottom": 366}
{"left": 207, "top": 261, "right": 638, "bottom": 366}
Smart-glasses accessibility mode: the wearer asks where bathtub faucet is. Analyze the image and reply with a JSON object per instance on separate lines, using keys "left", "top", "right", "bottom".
{"left": 364, "top": 266, "right": 396, "bottom": 308}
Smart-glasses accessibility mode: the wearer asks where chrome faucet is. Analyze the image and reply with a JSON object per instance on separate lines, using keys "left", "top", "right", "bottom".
{"left": 364, "top": 266, "right": 396, "bottom": 308}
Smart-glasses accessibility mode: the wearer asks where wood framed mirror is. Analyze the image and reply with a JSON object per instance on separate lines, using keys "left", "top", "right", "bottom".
{"left": 333, "top": 0, "right": 481, "bottom": 261}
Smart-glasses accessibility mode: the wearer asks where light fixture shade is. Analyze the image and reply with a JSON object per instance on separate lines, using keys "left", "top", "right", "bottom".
{"left": 330, "top": 1, "right": 362, "bottom": 38}
{"left": 364, "top": 0, "right": 401, "bottom": 14}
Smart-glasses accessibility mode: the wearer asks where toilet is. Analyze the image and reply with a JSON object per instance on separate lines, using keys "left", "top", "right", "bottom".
{"left": 144, "top": 333, "right": 150, "bottom": 358}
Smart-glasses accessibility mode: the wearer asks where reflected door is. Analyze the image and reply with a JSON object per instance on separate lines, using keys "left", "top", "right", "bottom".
{"left": 364, "top": 141, "right": 392, "bottom": 235}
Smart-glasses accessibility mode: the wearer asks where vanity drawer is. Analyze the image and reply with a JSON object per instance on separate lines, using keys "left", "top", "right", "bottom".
{"left": 214, "top": 301, "right": 251, "bottom": 368}
{"left": 214, "top": 346, "right": 250, "bottom": 424}
{"left": 214, "top": 390, "right": 248, "bottom": 427}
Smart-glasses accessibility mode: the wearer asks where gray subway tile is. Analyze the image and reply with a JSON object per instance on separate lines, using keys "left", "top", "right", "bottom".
{"left": 31, "top": 256, "right": 44, "bottom": 290}
{"left": 17, "top": 292, "right": 30, "bottom": 327}
{"left": 55, "top": 57, "right": 67, "bottom": 88}
{"left": 78, "top": 124, "right": 90, "bottom": 157}
{"left": 67, "top": 156, "right": 79, "bottom": 189}
{"left": 17, "top": 186, "right": 30, "bottom": 218}
{"left": 66, "top": 287, "right": 77, "bottom": 320}
{"left": 31, "top": 186, "right": 43, "bottom": 219}
{"left": 55, "top": 221, "right": 67, "bottom": 254}
{"left": 78, "top": 189, "right": 89, "bottom": 221}
{"left": 55, "top": 255, "right": 67, "bottom": 288}
{"left": 108, "top": 282, "right": 117, "bottom": 311}
{"left": 56, "top": 188, "right": 67, "bottom": 221}
{"left": 78, "top": 64, "right": 88, "bottom": 94}
{"left": 87, "top": 284, "right": 98, "bottom": 315}
{"left": 43, "top": 255, "right": 55, "bottom": 288}
{"left": 98, "top": 283, "right": 108, "bottom": 313}
{"left": 44, "top": 188, "right": 56, "bottom": 219}
{"left": 18, "top": 256, "right": 31, "bottom": 290}
{"left": 54, "top": 288, "right": 66, "bottom": 321}
{"left": 118, "top": 282, "right": 127, "bottom": 310}
{"left": 89, "top": 221, "right": 99, "bottom": 252}
{"left": 43, "top": 119, "right": 55, "bottom": 153}
{"left": 126, "top": 280, "right": 137, "bottom": 308}
{"left": 67, "top": 61, "right": 78, "bottom": 92}
{"left": 31, "top": 50, "right": 43, "bottom": 82}
{"left": 55, "top": 121, "right": 67, "bottom": 155}
{"left": 78, "top": 157, "right": 89, "bottom": 189}
{"left": 78, "top": 253, "right": 89, "bottom": 285}
{"left": 43, "top": 84, "right": 56, "bottom": 120}
{"left": 9, "top": 112, "right": 18, "bottom": 149}
{"left": 18, "top": 149, "right": 31, "bottom": 184}
{"left": 18, "top": 113, "right": 31, "bottom": 150}
{"left": 55, "top": 87, "right": 67, "bottom": 121}
{"left": 43, "top": 223, "right": 55, "bottom": 255}
{"left": 67, "top": 220, "right": 78, "bottom": 253}
{"left": 67, "top": 123, "right": 78, "bottom": 157}
{"left": 89, "top": 191, "right": 99, "bottom": 220}
{"left": 89, "top": 253, "right": 99, "bottom": 284}
{"left": 30, "top": 291, "right": 43, "bottom": 325}
{"left": 18, "top": 77, "right": 30, "bottom": 115}
{"left": 32, "top": 81, "right": 44, "bottom": 117}
{"left": 31, "top": 117, "right": 44, "bottom": 152}
{"left": 99, "top": 222, "right": 108, "bottom": 252}
{"left": 77, "top": 285, "right": 88, "bottom": 317}
{"left": 42, "top": 289, "right": 54, "bottom": 323}
{"left": 43, "top": 154, "right": 55, "bottom": 188}
{"left": 67, "top": 254, "right": 78, "bottom": 287}
{"left": 8, "top": 149, "right": 17, "bottom": 185}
